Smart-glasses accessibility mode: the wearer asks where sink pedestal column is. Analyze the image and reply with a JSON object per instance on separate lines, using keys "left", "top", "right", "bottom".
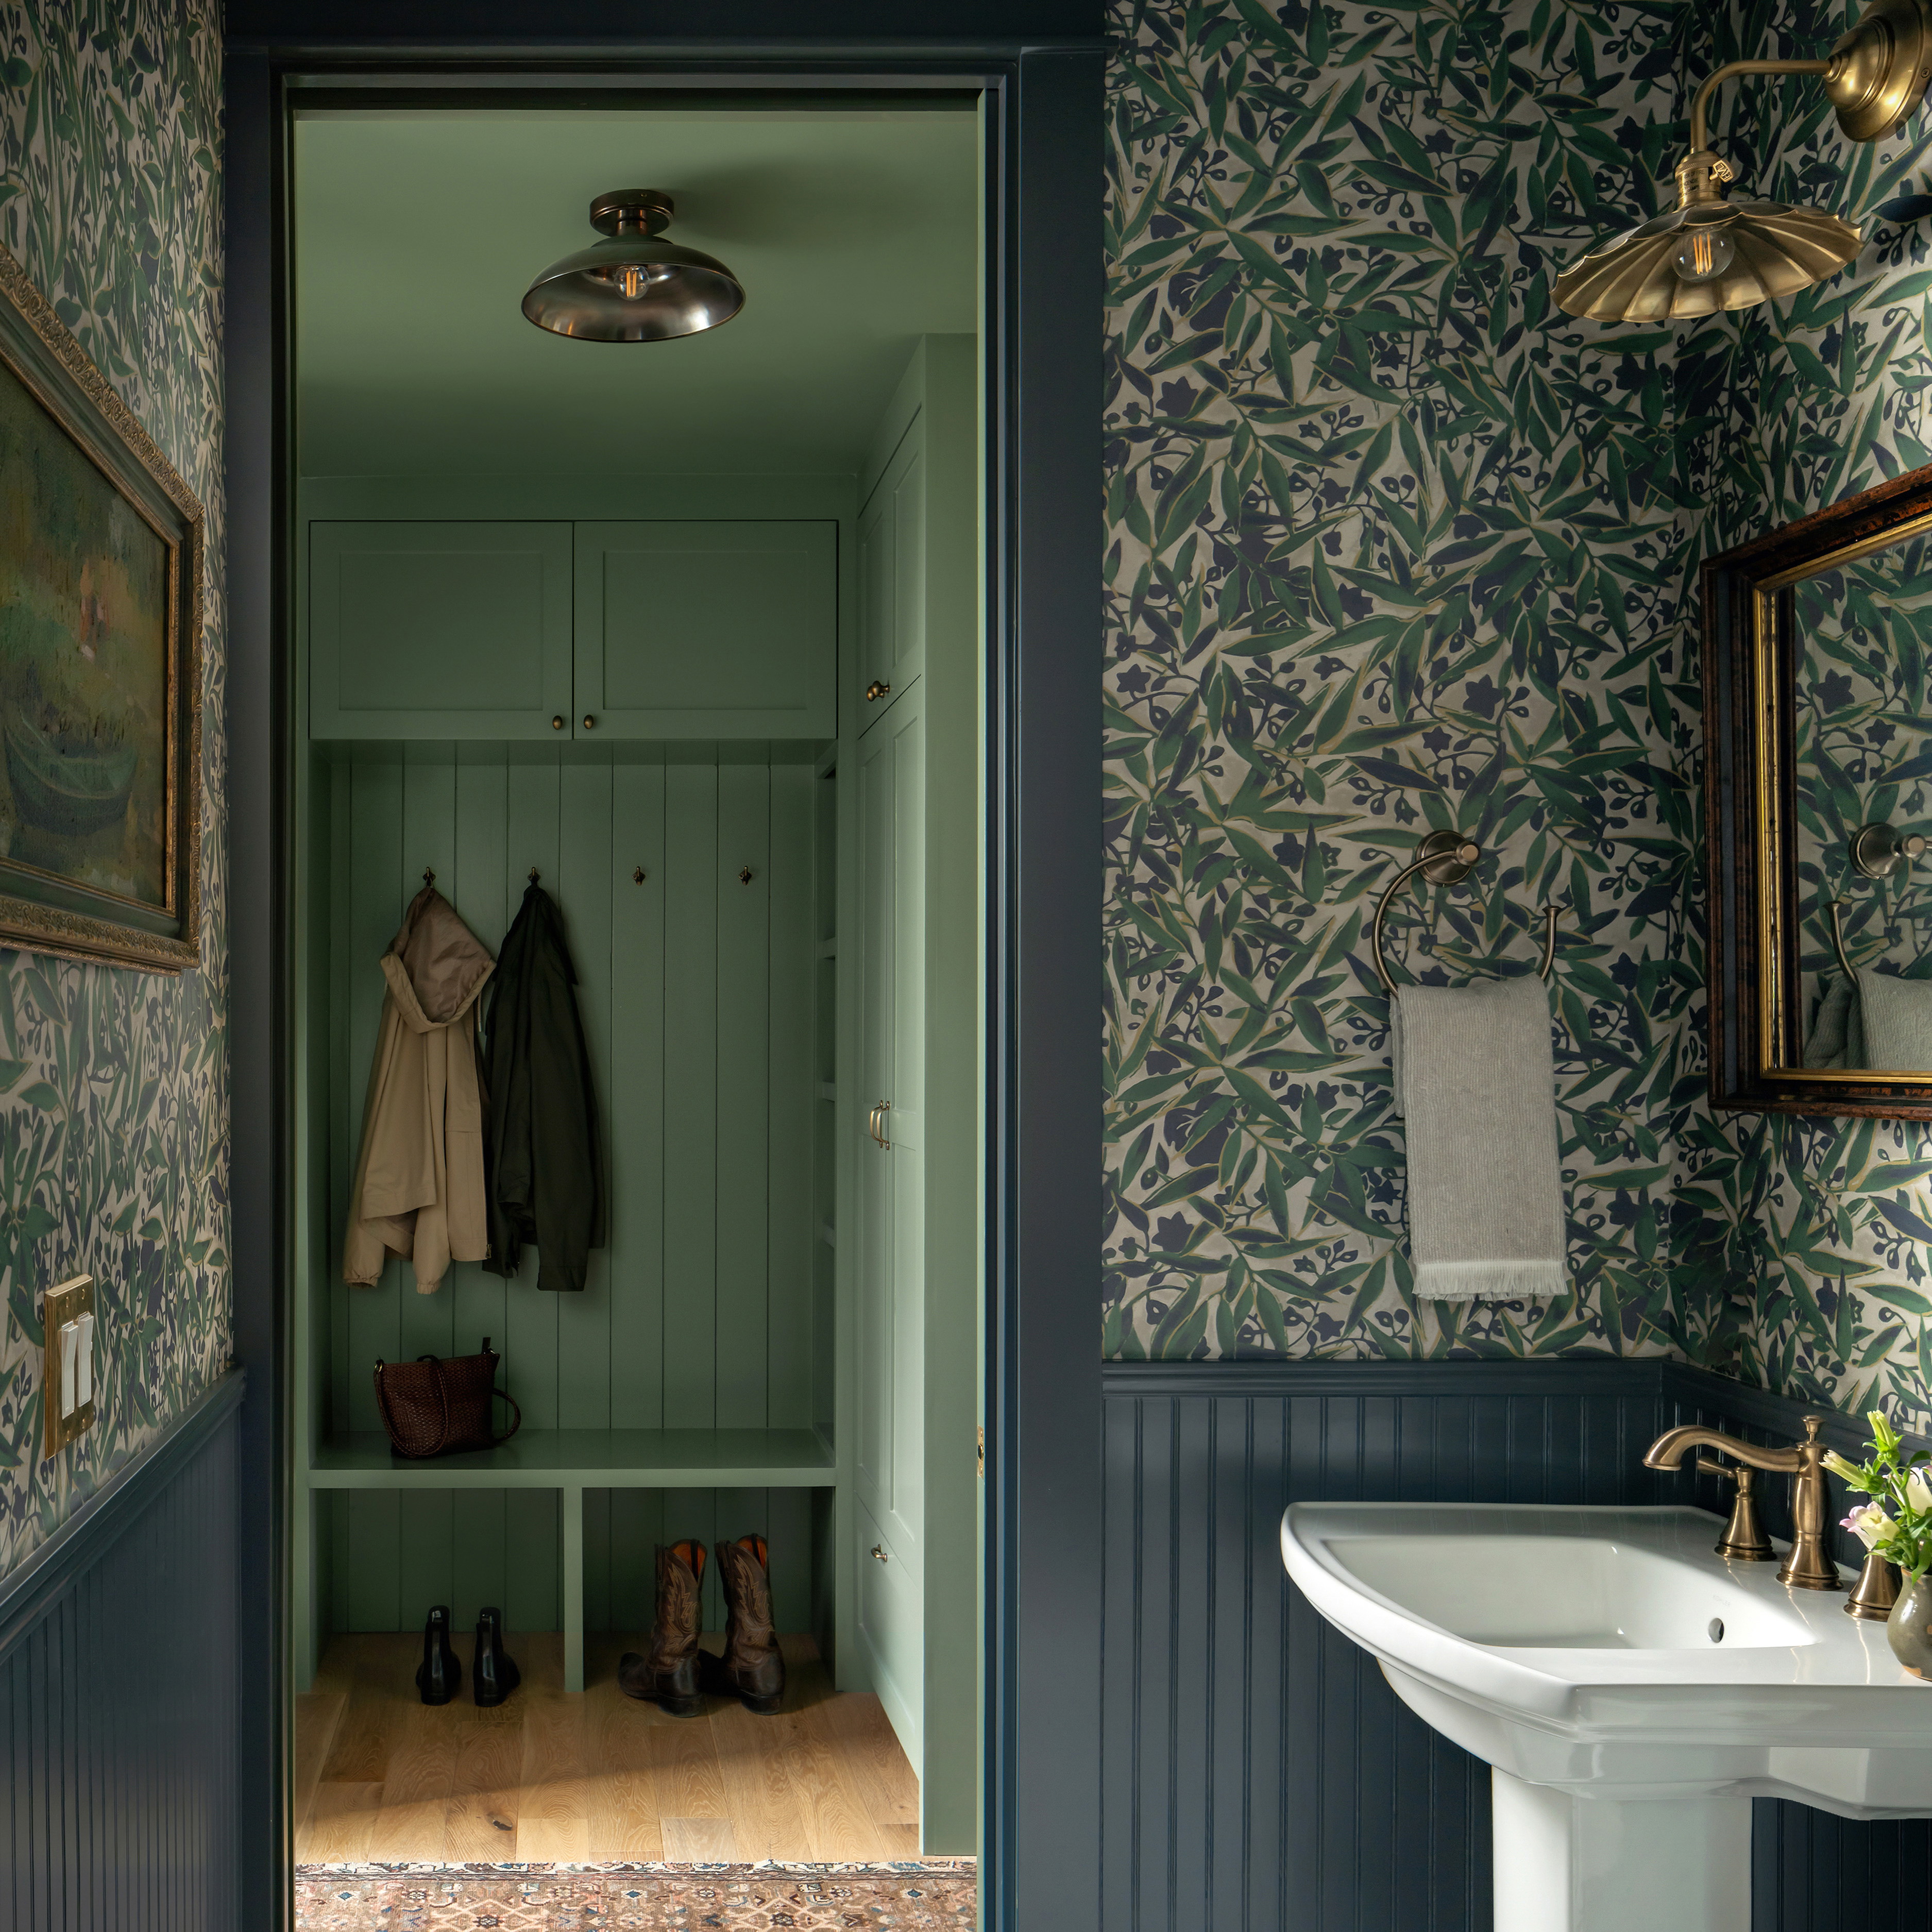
{"left": 1492, "top": 1770, "right": 1750, "bottom": 1932}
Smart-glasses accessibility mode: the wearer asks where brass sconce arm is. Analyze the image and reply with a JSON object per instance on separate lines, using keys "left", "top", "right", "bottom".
{"left": 1688, "top": 59, "right": 1832, "bottom": 155}
{"left": 1643, "top": 1417, "right": 1843, "bottom": 1590}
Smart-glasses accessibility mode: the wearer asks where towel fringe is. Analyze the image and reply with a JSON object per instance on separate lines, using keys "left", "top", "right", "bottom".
{"left": 1415, "top": 1259, "right": 1568, "bottom": 1304}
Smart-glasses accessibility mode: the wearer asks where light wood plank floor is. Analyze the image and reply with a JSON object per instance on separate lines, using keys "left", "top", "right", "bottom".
{"left": 295, "top": 1631, "right": 923, "bottom": 1865}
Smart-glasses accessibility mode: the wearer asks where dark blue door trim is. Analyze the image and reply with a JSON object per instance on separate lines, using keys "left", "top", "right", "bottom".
{"left": 223, "top": 18, "right": 1104, "bottom": 1930}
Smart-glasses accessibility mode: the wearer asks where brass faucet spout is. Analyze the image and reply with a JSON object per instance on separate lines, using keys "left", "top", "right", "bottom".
{"left": 1642, "top": 1417, "right": 1843, "bottom": 1591}
{"left": 1643, "top": 1423, "right": 1802, "bottom": 1476}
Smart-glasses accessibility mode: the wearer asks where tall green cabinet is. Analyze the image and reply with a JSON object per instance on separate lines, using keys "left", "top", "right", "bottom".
{"left": 292, "top": 341, "right": 980, "bottom": 1855}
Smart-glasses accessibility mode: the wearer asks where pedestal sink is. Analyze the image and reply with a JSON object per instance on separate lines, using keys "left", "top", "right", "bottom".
{"left": 1281, "top": 1502, "right": 1932, "bottom": 1932}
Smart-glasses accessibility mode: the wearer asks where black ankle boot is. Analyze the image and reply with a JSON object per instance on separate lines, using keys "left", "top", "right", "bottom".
{"left": 416, "top": 1605, "right": 461, "bottom": 1705}
{"left": 473, "top": 1606, "right": 520, "bottom": 1707}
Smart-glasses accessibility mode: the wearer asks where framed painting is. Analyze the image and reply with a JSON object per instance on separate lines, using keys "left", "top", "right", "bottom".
{"left": 0, "top": 243, "right": 202, "bottom": 973}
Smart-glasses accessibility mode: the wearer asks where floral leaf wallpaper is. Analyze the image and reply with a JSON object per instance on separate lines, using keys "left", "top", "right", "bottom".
{"left": 1102, "top": 0, "right": 1932, "bottom": 1433}
{"left": 1103, "top": 0, "right": 1730, "bottom": 1366}
{"left": 0, "top": 0, "right": 227, "bottom": 1575}
{"left": 1682, "top": 0, "right": 1932, "bottom": 1432}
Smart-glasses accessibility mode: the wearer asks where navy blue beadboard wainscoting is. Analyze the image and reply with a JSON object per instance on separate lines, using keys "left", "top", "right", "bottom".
{"left": 1100, "top": 1359, "right": 1932, "bottom": 1932}
{"left": 0, "top": 1370, "right": 243, "bottom": 1928}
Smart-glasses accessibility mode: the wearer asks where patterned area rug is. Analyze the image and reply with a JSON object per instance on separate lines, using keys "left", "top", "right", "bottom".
{"left": 295, "top": 1861, "right": 978, "bottom": 1929}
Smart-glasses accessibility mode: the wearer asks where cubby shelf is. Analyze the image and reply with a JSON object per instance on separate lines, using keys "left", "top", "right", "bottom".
{"left": 309, "top": 1427, "right": 835, "bottom": 1489}
{"left": 308, "top": 1427, "right": 836, "bottom": 1694}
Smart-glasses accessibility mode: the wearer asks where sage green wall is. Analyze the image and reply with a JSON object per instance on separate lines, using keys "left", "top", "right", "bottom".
{"left": 0, "top": 4, "right": 228, "bottom": 1579}
{"left": 315, "top": 743, "right": 824, "bottom": 1635}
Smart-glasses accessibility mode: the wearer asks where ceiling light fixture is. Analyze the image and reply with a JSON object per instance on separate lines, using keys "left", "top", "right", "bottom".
{"left": 522, "top": 190, "right": 745, "bottom": 343}
{"left": 1553, "top": 0, "right": 1932, "bottom": 323}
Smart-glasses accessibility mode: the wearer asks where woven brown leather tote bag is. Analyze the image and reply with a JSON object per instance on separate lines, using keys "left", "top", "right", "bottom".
{"left": 373, "top": 1336, "right": 522, "bottom": 1459}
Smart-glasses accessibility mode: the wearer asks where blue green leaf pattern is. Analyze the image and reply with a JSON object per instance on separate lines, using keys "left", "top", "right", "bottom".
{"left": 0, "top": 2, "right": 227, "bottom": 1575}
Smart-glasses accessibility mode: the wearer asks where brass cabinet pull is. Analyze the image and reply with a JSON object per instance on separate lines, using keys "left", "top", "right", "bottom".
{"left": 551, "top": 715, "right": 565, "bottom": 730}
{"left": 870, "top": 1545, "right": 888, "bottom": 1563}
{"left": 868, "top": 1101, "right": 891, "bottom": 1149}
{"left": 582, "top": 714, "right": 597, "bottom": 730}
{"left": 865, "top": 680, "right": 890, "bottom": 701}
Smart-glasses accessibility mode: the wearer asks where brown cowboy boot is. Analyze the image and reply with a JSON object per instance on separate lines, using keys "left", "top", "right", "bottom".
{"left": 618, "top": 1540, "right": 706, "bottom": 1717}
{"left": 702, "top": 1534, "right": 786, "bottom": 1714}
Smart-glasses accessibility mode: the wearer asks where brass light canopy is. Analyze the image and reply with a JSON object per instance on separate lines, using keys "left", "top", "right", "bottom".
{"left": 522, "top": 190, "right": 745, "bottom": 343}
{"left": 1554, "top": 0, "right": 1932, "bottom": 323}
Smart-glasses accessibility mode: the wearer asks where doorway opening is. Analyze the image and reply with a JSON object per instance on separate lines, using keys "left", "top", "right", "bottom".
{"left": 285, "top": 96, "right": 986, "bottom": 1875}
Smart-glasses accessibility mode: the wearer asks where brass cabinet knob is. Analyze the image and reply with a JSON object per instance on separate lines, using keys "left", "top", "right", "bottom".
{"left": 551, "top": 715, "right": 565, "bottom": 730}
{"left": 582, "top": 714, "right": 597, "bottom": 730}
{"left": 865, "top": 680, "right": 890, "bottom": 701}
{"left": 870, "top": 1545, "right": 888, "bottom": 1563}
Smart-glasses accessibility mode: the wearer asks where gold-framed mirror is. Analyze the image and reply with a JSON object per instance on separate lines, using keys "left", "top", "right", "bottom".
{"left": 1705, "top": 462, "right": 1932, "bottom": 1114}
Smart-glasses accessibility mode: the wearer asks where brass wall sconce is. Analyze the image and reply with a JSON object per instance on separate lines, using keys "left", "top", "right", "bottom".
{"left": 1554, "top": 0, "right": 1932, "bottom": 321}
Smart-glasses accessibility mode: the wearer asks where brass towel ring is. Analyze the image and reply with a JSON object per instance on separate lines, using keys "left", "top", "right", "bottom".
{"left": 1371, "top": 831, "right": 1561, "bottom": 992}
{"left": 1827, "top": 896, "right": 1866, "bottom": 980}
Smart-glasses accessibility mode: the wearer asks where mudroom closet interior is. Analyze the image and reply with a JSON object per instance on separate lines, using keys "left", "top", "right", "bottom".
{"left": 287, "top": 103, "right": 983, "bottom": 1861}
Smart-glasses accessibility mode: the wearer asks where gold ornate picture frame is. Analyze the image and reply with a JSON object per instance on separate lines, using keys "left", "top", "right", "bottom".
{"left": 0, "top": 242, "right": 203, "bottom": 974}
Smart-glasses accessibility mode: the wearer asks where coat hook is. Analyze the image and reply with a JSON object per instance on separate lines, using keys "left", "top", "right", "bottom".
{"left": 633, "top": 866, "right": 647, "bottom": 884}
{"left": 422, "top": 867, "right": 435, "bottom": 886}
{"left": 739, "top": 867, "right": 754, "bottom": 885}
{"left": 529, "top": 867, "right": 541, "bottom": 883}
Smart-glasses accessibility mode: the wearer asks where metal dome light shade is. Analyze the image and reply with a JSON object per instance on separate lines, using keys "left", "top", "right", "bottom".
{"left": 522, "top": 190, "right": 744, "bottom": 343}
{"left": 1553, "top": 0, "right": 1932, "bottom": 324}
{"left": 1553, "top": 152, "right": 1862, "bottom": 322}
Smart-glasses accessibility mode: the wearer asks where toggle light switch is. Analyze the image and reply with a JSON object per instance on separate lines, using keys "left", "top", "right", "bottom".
{"left": 41, "top": 1274, "right": 98, "bottom": 1458}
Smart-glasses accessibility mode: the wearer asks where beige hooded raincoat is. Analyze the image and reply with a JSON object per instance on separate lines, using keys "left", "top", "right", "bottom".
{"left": 343, "top": 884, "right": 495, "bottom": 1294}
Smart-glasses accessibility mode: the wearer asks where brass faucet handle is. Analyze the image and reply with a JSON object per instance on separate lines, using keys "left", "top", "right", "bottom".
{"left": 1698, "top": 1455, "right": 1777, "bottom": 1562}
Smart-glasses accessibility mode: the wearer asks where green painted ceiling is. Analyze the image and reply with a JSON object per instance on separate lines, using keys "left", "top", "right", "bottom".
{"left": 293, "top": 109, "right": 979, "bottom": 478}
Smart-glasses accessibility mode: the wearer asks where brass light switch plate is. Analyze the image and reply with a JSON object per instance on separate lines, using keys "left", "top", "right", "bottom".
{"left": 42, "top": 1274, "right": 96, "bottom": 1459}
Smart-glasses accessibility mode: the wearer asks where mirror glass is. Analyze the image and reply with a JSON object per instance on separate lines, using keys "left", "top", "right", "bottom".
{"left": 1790, "top": 531, "right": 1932, "bottom": 1073}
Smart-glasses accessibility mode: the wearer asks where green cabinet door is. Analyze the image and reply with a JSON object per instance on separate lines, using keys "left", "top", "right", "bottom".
{"left": 856, "top": 419, "right": 924, "bottom": 733}
{"left": 310, "top": 521, "right": 574, "bottom": 739}
{"left": 574, "top": 521, "right": 836, "bottom": 739}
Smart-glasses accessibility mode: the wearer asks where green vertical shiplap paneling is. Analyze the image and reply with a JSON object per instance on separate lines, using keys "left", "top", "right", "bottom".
{"left": 716, "top": 762, "right": 771, "bottom": 1430}
{"left": 450, "top": 748, "right": 511, "bottom": 1604}
{"left": 346, "top": 760, "right": 404, "bottom": 1436}
{"left": 316, "top": 745, "right": 824, "bottom": 1628}
{"left": 558, "top": 758, "right": 615, "bottom": 1429}
{"left": 609, "top": 763, "right": 666, "bottom": 1428}
{"left": 663, "top": 762, "right": 720, "bottom": 1430}
{"left": 769, "top": 762, "right": 816, "bottom": 1432}
{"left": 565, "top": 758, "right": 616, "bottom": 1641}
{"left": 503, "top": 758, "right": 563, "bottom": 1427}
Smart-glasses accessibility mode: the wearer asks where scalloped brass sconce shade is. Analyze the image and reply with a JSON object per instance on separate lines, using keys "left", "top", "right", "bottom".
{"left": 522, "top": 190, "right": 744, "bottom": 343}
{"left": 1554, "top": 0, "right": 1932, "bottom": 323}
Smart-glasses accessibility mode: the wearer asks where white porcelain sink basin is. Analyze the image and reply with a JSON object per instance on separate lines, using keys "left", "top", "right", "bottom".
{"left": 1282, "top": 1501, "right": 1932, "bottom": 1932}
{"left": 1330, "top": 1531, "right": 1811, "bottom": 1650}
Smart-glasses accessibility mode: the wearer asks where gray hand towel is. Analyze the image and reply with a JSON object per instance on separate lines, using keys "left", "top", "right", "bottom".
{"left": 1803, "top": 973, "right": 1866, "bottom": 1069}
{"left": 1391, "top": 973, "right": 1568, "bottom": 1303}
{"left": 1858, "top": 968, "right": 1932, "bottom": 1072}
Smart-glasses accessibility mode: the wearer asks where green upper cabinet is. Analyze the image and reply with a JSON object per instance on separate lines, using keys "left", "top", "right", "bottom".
{"left": 310, "top": 521, "right": 574, "bottom": 739}
{"left": 574, "top": 521, "right": 837, "bottom": 739}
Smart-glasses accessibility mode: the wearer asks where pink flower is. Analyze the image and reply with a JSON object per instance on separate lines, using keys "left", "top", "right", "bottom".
{"left": 1844, "top": 1503, "right": 1893, "bottom": 1549}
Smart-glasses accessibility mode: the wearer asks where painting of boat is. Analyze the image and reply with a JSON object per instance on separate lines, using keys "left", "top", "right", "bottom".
{"left": 3, "top": 703, "right": 138, "bottom": 838}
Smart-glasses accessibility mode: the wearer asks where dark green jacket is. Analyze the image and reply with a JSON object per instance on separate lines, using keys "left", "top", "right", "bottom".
{"left": 481, "top": 882, "right": 604, "bottom": 1292}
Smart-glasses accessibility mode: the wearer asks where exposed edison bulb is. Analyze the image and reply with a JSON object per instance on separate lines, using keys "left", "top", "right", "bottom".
{"left": 1671, "top": 226, "right": 1736, "bottom": 284}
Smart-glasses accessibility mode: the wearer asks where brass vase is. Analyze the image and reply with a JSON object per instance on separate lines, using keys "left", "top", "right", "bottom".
{"left": 1885, "top": 1570, "right": 1932, "bottom": 1677}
